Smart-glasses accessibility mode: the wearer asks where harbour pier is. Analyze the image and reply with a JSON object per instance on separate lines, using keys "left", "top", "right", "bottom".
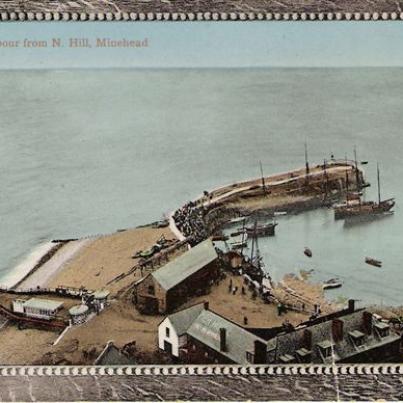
{"left": 171, "top": 159, "right": 363, "bottom": 244}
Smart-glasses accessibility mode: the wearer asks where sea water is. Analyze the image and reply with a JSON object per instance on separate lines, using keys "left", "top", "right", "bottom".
{"left": 0, "top": 68, "right": 402, "bottom": 305}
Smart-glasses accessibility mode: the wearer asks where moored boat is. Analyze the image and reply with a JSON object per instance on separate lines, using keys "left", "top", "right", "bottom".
{"left": 323, "top": 278, "right": 342, "bottom": 290}
{"left": 334, "top": 163, "right": 395, "bottom": 220}
{"left": 304, "top": 247, "right": 312, "bottom": 258}
{"left": 243, "top": 222, "right": 278, "bottom": 237}
{"left": 365, "top": 257, "right": 382, "bottom": 267}
{"left": 230, "top": 233, "right": 248, "bottom": 249}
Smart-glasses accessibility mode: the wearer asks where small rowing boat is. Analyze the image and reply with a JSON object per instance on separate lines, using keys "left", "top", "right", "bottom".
{"left": 365, "top": 257, "right": 382, "bottom": 267}
{"left": 304, "top": 247, "right": 312, "bottom": 258}
{"left": 323, "top": 278, "right": 342, "bottom": 290}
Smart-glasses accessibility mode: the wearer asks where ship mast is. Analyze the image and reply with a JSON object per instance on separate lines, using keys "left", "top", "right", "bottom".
{"left": 259, "top": 161, "right": 267, "bottom": 195}
{"left": 323, "top": 159, "right": 329, "bottom": 201}
{"left": 250, "top": 220, "right": 256, "bottom": 262}
{"left": 377, "top": 163, "right": 381, "bottom": 204}
{"left": 305, "top": 142, "right": 309, "bottom": 174}
{"left": 345, "top": 156, "right": 350, "bottom": 206}
{"left": 240, "top": 218, "right": 246, "bottom": 255}
{"left": 354, "top": 145, "right": 360, "bottom": 189}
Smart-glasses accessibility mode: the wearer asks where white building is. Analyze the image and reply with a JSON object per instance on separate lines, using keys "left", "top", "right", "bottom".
{"left": 158, "top": 302, "right": 207, "bottom": 357}
{"left": 12, "top": 298, "right": 63, "bottom": 320}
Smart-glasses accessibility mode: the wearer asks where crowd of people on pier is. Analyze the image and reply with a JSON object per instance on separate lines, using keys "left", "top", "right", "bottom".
{"left": 173, "top": 201, "right": 209, "bottom": 245}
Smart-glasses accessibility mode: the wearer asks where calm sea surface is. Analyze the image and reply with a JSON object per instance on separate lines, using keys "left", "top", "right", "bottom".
{"left": 0, "top": 68, "right": 402, "bottom": 305}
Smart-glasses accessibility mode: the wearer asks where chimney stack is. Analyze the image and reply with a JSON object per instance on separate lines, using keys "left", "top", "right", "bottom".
{"left": 303, "top": 329, "right": 312, "bottom": 350}
{"left": 203, "top": 301, "right": 209, "bottom": 310}
{"left": 348, "top": 299, "right": 355, "bottom": 313}
{"left": 219, "top": 328, "right": 227, "bottom": 352}
{"left": 332, "top": 319, "right": 344, "bottom": 342}
{"left": 363, "top": 311, "right": 373, "bottom": 335}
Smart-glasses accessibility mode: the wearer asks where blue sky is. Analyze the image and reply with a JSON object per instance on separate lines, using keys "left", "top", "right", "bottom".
{"left": 0, "top": 22, "right": 402, "bottom": 68}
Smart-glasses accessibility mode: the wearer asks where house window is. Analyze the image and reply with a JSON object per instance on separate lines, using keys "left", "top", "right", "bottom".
{"left": 321, "top": 347, "right": 332, "bottom": 358}
{"left": 348, "top": 331, "right": 365, "bottom": 347}
{"left": 246, "top": 351, "right": 254, "bottom": 363}
{"left": 148, "top": 285, "right": 155, "bottom": 295}
{"left": 166, "top": 327, "right": 170, "bottom": 338}
{"left": 379, "top": 328, "right": 390, "bottom": 338}
{"left": 375, "top": 323, "right": 390, "bottom": 338}
{"left": 317, "top": 340, "right": 333, "bottom": 360}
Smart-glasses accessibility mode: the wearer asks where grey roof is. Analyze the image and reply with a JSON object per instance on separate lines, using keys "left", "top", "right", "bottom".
{"left": 348, "top": 330, "right": 365, "bottom": 339}
{"left": 69, "top": 305, "right": 89, "bottom": 316}
{"left": 374, "top": 321, "right": 390, "bottom": 330}
{"left": 274, "top": 310, "right": 401, "bottom": 364}
{"left": 24, "top": 298, "right": 63, "bottom": 311}
{"left": 279, "top": 354, "right": 294, "bottom": 363}
{"left": 186, "top": 309, "right": 267, "bottom": 365}
{"left": 167, "top": 303, "right": 205, "bottom": 336}
{"left": 317, "top": 340, "right": 333, "bottom": 349}
{"left": 296, "top": 348, "right": 311, "bottom": 357}
{"left": 152, "top": 239, "right": 217, "bottom": 290}
{"left": 92, "top": 290, "right": 110, "bottom": 299}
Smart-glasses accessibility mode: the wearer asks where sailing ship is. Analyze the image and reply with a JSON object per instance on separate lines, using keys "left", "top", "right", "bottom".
{"left": 242, "top": 220, "right": 267, "bottom": 283}
{"left": 334, "top": 163, "right": 395, "bottom": 220}
{"left": 230, "top": 233, "right": 248, "bottom": 249}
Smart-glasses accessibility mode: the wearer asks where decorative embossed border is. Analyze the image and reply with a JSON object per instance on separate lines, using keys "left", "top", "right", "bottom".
{"left": 0, "top": 10, "right": 402, "bottom": 22}
{"left": 0, "top": 365, "right": 402, "bottom": 401}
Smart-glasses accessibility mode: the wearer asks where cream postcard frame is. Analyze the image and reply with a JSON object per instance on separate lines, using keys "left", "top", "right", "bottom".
{"left": 0, "top": 12, "right": 403, "bottom": 403}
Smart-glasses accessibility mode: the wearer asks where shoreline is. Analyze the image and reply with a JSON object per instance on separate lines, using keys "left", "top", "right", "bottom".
{"left": 2, "top": 160, "right": 358, "bottom": 298}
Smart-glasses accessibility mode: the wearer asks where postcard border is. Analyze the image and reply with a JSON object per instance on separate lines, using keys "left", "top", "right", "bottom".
{"left": 0, "top": 364, "right": 402, "bottom": 401}
{"left": 0, "top": 364, "right": 401, "bottom": 376}
{"left": 0, "top": 11, "right": 402, "bottom": 21}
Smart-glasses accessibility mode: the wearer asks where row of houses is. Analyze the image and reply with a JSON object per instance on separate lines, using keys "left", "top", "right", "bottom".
{"left": 158, "top": 300, "right": 401, "bottom": 364}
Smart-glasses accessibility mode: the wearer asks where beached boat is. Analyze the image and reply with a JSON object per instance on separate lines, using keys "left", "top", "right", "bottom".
{"left": 334, "top": 164, "right": 395, "bottom": 220}
{"left": 304, "top": 247, "right": 312, "bottom": 258}
{"left": 152, "top": 219, "right": 169, "bottom": 228}
{"left": 365, "top": 257, "right": 382, "bottom": 267}
{"left": 323, "top": 278, "right": 342, "bottom": 290}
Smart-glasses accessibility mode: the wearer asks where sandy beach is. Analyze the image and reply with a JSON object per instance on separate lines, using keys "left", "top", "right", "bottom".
{"left": 46, "top": 225, "right": 178, "bottom": 295}
{"left": 15, "top": 239, "right": 92, "bottom": 291}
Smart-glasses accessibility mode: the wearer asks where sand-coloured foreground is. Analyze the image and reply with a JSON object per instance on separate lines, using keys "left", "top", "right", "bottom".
{"left": 0, "top": 272, "right": 313, "bottom": 365}
{"left": 47, "top": 226, "right": 177, "bottom": 295}
{"left": 16, "top": 239, "right": 92, "bottom": 291}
